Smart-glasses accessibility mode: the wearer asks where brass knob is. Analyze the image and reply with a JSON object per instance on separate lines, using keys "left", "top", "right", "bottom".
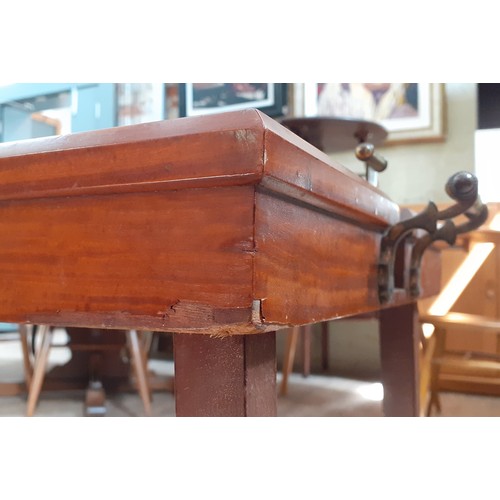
{"left": 355, "top": 142, "right": 388, "bottom": 172}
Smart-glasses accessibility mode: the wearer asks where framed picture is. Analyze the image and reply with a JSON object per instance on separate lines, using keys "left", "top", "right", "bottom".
{"left": 178, "top": 83, "right": 287, "bottom": 118}
{"left": 302, "top": 83, "right": 445, "bottom": 145}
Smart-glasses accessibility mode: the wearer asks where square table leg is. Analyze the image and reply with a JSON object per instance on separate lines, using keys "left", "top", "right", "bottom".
{"left": 379, "top": 302, "right": 421, "bottom": 417}
{"left": 173, "top": 332, "right": 277, "bottom": 416}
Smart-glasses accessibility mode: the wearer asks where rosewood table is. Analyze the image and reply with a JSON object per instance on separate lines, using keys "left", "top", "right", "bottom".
{"left": 0, "top": 109, "right": 440, "bottom": 416}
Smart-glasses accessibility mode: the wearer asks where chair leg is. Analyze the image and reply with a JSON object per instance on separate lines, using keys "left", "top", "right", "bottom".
{"left": 141, "top": 331, "right": 154, "bottom": 356}
{"left": 139, "top": 331, "right": 153, "bottom": 382}
{"left": 19, "top": 324, "right": 33, "bottom": 390}
{"left": 279, "top": 326, "right": 300, "bottom": 396}
{"left": 126, "top": 330, "right": 152, "bottom": 417}
{"left": 26, "top": 325, "right": 52, "bottom": 417}
{"left": 302, "top": 325, "right": 312, "bottom": 377}
{"left": 427, "top": 327, "right": 446, "bottom": 416}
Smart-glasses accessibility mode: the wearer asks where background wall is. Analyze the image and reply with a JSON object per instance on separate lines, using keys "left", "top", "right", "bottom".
{"left": 329, "top": 83, "right": 478, "bottom": 205}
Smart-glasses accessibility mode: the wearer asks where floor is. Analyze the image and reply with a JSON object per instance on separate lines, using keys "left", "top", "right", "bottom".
{"left": 2, "top": 333, "right": 500, "bottom": 417}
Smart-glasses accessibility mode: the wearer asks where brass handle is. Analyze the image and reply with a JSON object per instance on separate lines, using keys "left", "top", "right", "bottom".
{"left": 355, "top": 142, "right": 388, "bottom": 173}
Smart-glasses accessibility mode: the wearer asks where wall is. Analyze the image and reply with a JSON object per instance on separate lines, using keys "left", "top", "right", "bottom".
{"left": 329, "top": 83, "right": 478, "bottom": 205}
{"left": 286, "top": 83, "right": 478, "bottom": 378}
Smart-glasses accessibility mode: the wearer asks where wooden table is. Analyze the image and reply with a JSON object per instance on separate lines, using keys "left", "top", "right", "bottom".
{"left": 0, "top": 109, "right": 440, "bottom": 416}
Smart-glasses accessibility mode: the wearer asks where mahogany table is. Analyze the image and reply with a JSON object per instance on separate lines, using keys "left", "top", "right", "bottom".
{"left": 0, "top": 109, "right": 440, "bottom": 416}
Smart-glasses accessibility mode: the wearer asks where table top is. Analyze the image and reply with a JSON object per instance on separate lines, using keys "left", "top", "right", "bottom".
{"left": 0, "top": 109, "right": 396, "bottom": 226}
{"left": 0, "top": 110, "right": 436, "bottom": 334}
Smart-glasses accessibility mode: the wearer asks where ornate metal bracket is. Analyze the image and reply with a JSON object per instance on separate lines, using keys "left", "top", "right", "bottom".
{"left": 378, "top": 171, "right": 488, "bottom": 304}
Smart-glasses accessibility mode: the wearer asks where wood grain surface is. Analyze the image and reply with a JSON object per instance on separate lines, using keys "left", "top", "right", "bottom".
{"left": 0, "top": 186, "right": 257, "bottom": 333}
{"left": 173, "top": 332, "right": 276, "bottom": 416}
{"left": 379, "top": 302, "right": 421, "bottom": 416}
{"left": 254, "top": 190, "right": 381, "bottom": 326}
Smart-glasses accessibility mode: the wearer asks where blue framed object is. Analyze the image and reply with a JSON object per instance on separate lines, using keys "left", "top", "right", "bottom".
{"left": 0, "top": 83, "right": 117, "bottom": 142}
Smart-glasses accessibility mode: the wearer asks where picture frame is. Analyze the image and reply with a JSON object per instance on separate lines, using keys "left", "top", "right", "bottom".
{"left": 302, "top": 83, "right": 446, "bottom": 145}
{"left": 178, "top": 83, "right": 287, "bottom": 118}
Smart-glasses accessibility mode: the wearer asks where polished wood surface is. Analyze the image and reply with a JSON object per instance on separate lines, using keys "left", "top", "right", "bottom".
{"left": 380, "top": 303, "right": 421, "bottom": 417}
{"left": 0, "top": 109, "right": 405, "bottom": 335}
{"left": 173, "top": 332, "right": 276, "bottom": 416}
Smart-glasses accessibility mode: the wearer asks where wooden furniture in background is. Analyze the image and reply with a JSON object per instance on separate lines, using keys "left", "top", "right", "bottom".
{"left": 419, "top": 207, "right": 500, "bottom": 406}
{"left": 0, "top": 110, "right": 441, "bottom": 416}
{"left": 24, "top": 326, "right": 152, "bottom": 416}
{"left": 420, "top": 312, "right": 500, "bottom": 415}
{"left": 279, "top": 323, "right": 329, "bottom": 396}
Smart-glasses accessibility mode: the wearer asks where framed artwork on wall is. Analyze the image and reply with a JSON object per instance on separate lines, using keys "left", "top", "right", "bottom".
{"left": 178, "top": 83, "right": 287, "bottom": 118}
{"left": 302, "top": 83, "right": 446, "bottom": 145}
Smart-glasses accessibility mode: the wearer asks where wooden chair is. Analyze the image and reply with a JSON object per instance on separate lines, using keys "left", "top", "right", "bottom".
{"left": 25, "top": 325, "right": 153, "bottom": 417}
{"left": 280, "top": 311, "right": 379, "bottom": 396}
{"left": 419, "top": 312, "right": 500, "bottom": 416}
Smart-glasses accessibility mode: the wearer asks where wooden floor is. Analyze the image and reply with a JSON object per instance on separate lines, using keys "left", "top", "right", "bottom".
{"left": 2, "top": 334, "right": 500, "bottom": 417}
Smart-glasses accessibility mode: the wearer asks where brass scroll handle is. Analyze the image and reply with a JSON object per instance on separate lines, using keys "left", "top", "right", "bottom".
{"left": 378, "top": 171, "right": 488, "bottom": 304}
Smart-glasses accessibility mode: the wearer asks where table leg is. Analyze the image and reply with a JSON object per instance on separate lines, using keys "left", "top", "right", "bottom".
{"left": 302, "top": 324, "right": 312, "bottom": 377}
{"left": 379, "top": 302, "right": 420, "bottom": 417}
{"left": 173, "top": 332, "right": 276, "bottom": 416}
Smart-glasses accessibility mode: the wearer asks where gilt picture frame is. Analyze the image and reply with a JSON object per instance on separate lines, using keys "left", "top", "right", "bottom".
{"left": 302, "top": 83, "right": 446, "bottom": 145}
